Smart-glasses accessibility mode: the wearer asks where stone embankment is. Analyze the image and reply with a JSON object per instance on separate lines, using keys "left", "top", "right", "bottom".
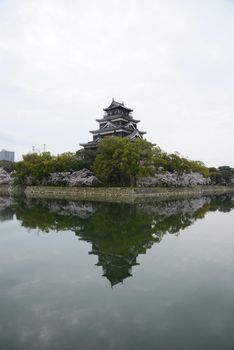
{"left": 23, "top": 185, "right": 234, "bottom": 203}
{"left": 1, "top": 184, "right": 234, "bottom": 203}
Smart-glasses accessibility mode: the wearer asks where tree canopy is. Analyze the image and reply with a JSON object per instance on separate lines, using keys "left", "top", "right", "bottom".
{"left": 152, "top": 147, "right": 209, "bottom": 177}
{"left": 209, "top": 166, "right": 234, "bottom": 185}
{"left": 92, "top": 138, "right": 154, "bottom": 186}
{"left": 13, "top": 150, "right": 97, "bottom": 185}
{"left": 13, "top": 137, "right": 234, "bottom": 187}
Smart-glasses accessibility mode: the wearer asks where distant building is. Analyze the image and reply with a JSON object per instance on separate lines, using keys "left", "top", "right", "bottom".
{"left": 0, "top": 149, "right": 15, "bottom": 162}
{"left": 80, "top": 99, "right": 146, "bottom": 149}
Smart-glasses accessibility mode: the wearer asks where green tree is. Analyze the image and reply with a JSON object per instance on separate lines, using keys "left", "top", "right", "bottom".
{"left": 74, "top": 149, "right": 97, "bottom": 170}
{"left": 92, "top": 138, "right": 154, "bottom": 186}
{"left": 54, "top": 152, "right": 75, "bottom": 172}
{"left": 152, "top": 147, "right": 209, "bottom": 177}
{"left": 14, "top": 152, "right": 56, "bottom": 185}
{"left": 209, "top": 166, "right": 234, "bottom": 185}
{"left": 13, "top": 150, "right": 98, "bottom": 185}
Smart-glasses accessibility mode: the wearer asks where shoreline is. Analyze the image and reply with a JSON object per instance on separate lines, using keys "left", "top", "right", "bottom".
{"left": 1, "top": 184, "right": 234, "bottom": 203}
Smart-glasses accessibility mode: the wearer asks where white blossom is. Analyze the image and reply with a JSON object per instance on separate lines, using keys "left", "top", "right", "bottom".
{"left": 137, "top": 172, "right": 211, "bottom": 187}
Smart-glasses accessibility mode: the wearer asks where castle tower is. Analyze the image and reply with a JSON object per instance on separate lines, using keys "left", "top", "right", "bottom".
{"left": 80, "top": 99, "right": 146, "bottom": 149}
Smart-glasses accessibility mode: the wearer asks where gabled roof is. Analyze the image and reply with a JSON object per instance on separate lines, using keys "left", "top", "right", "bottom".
{"left": 90, "top": 125, "right": 144, "bottom": 135}
{"left": 96, "top": 116, "right": 140, "bottom": 123}
{"left": 103, "top": 99, "right": 133, "bottom": 112}
{"left": 79, "top": 140, "right": 97, "bottom": 148}
{"left": 127, "top": 129, "right": 145, "bottom": 139}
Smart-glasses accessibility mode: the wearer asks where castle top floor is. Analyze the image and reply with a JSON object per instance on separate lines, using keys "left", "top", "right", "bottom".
{"left": 103, "top": 99, "right": 133, "bottom": 117}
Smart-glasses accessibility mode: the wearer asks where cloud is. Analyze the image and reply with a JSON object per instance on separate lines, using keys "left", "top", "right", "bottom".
{"left": 0, "top": 0, "right": 233, "bottom": 165}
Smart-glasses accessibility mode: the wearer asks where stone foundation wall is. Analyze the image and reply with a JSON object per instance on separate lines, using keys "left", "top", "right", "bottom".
{"left": 1, "top": 184, "right": 234, "bottom": 203}
{"left": 24, "top": 185, "right": 234, "bottom": 203}
{"left": 25, "top": 186, "right": 134, "bottom": 202}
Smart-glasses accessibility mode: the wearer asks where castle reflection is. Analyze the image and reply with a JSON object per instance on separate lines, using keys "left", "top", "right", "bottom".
{"left": 1, "top": 195, "right": 234, "bottom": 286}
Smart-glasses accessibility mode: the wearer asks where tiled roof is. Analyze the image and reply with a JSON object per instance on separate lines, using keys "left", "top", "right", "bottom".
{"left": 103, "top": 99, "right": 133, "bottom": 112}
{"left": 90, "top": 125, "right": 142, "bottom": 134}
{"left": 96, "top": 115, "right": 140, "bottom": 123}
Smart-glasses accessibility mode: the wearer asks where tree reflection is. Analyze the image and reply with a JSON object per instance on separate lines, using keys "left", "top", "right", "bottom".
{"left": 0, "top": 196, "right": 14, "bottom": 222}
{"left": 1, "top": 195, "right": 234, "bottom": 286}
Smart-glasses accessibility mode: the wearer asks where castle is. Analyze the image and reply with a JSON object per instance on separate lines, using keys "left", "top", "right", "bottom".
{"left": 80, "top": 99, "right": 146, "bottom": 149}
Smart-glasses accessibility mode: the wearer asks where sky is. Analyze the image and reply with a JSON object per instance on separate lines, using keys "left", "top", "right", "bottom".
{"left": 0, "top": 0, "right": 234, "bottom": 167}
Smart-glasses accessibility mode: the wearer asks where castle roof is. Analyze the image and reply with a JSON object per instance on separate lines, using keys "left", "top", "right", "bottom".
{"left": 103, "top": 99, "right": 133, "bottom": 112}
{"left": 90, "top": 125, "right": 146, "bottom": 135}
{"left": 96, "top": 115, "right": 140, "bottom": 123}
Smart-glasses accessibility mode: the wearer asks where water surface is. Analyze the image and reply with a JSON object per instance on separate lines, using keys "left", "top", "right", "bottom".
{"left": 0, "top": 195, "right": 234, "bottom": 350}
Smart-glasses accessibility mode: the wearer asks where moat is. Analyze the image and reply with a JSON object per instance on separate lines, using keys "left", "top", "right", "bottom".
{"left": 0, "top": 195, "right": 234, "bottom": 349}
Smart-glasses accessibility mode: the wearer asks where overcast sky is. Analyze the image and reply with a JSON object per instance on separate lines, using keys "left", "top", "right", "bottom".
{"left": 0, "top": 0, "right": 234, "bottom": 166}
